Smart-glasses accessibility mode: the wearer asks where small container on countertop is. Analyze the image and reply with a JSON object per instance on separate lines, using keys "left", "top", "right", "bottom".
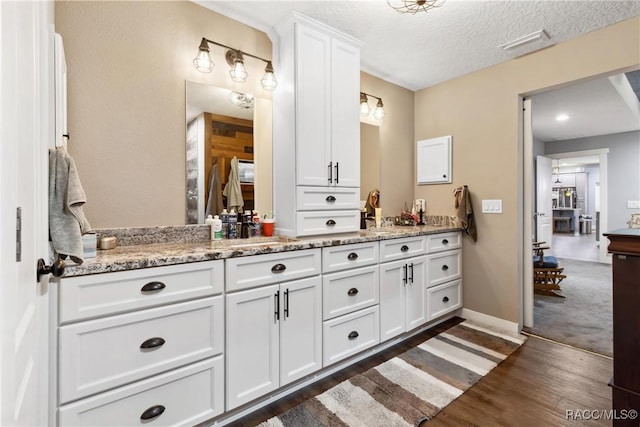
{"left": 98, "top": 236, "right": 117, "bottom": 250}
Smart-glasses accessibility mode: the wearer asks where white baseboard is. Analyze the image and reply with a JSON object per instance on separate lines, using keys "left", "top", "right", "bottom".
{"left": 460, "top": 308, "right": 520, "bottom": 335}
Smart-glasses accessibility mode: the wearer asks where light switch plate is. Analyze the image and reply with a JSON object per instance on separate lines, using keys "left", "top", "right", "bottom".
{"left": 627, "top": 201, "right": 640, "bottom": 209}
{"left": 482, "top": 199, "right": 503, "bottom": 214}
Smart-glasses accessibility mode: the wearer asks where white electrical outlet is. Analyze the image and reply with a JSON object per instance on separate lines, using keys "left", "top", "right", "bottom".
{"left": 482, "top": 199, "right": 503, "bottom": 214}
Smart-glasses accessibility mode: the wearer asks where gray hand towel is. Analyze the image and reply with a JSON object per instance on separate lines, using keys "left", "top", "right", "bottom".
{"left": 206, "top": 163, "right": 224, "bottom": 217}
{"left": 49, "top": 147, "right": 92, "bottom": 263}
{"left": 454, "top": 185, "right": 477, "bottom": 242}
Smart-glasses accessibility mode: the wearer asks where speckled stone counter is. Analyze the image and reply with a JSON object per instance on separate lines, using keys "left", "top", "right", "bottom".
{"left": 63, "top": 225, "right": 463, "bottom": 277}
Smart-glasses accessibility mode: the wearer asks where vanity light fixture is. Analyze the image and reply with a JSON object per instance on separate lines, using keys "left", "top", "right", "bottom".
{"left": 193, "top": 37, "right": 277, "bottom": 91}
{"left": 360, "top": 92, "right": 386, "bottom": 121}
{"left": 387, "top": 0, "right": 445, "bottom": 15}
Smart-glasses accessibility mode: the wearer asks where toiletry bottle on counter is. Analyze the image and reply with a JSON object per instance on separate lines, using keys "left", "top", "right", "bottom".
{"left": 228, "top": 210, "right": 237, "bottom": 239}
{"left": 205, "top": 214, "right": 215, "bottom": 240}
{"left": 212, "top": 215, "right": 222, "bottom": 240}
{"left": 220, "top": 209, "right": 229, "bottom": 239}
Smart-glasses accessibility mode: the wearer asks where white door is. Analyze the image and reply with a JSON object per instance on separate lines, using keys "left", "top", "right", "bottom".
{"left": 279, "top": 276, "right": 322, "bottom": 386}
{"left": 405, "top": 256, "right": 427, "bottom": 330}
{"left": 295, "top": 24, "right": 331, "bottom": 187}
{"left": 417, "top": 136, "right": 452, "bottom": 184}
{"left": 379, "top": 260, "right": 406, "bottom": 341}
{"left": 225, "top": 285, "right": 279, "bottom": 410}
{"left": 330, "top": 38, "right": 360, "bottom": 188}
{"left": 1, "top": 1, "right": 53, "bottom": 426}
{"left": 536, "top": 156, "right": 553, "bottom": 246}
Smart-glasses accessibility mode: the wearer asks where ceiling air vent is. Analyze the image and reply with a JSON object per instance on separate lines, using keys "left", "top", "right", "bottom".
{"left": 499, "top": 30, "right": 551, "bottom": 57}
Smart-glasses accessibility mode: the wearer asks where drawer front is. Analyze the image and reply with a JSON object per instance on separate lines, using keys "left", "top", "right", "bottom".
{"left": 322, "top": 242, "right": 379, "bottom": 273}
{"left": 296, "top": 186, "right": 359, "bottom": 211}
{"left": 379, "top": 236, "right": 427, "bottom": 262}
{"left": 323, "top": 306, "right": 379, "bottom": 366}
{"left": 323, "top": 265, "right": 379, "bottom": 320}
{"left": 426, "top": 232, "right": 462, "bottom": 254}
{"left": 225, "top": 249, "right": 321, "bottom": 292}
{"left": 296, "top": 210, "right": 359, "bottom": 236}
{"left": 58, "top": 296, "right": 224, "bottom": 404}
{"left": 59, "top": 261, "right": 223, "bottom": 324}
{"left": 427, "top": 250, "right": 461, "bottom": 287}
{"left": 427, "top": 279, "right": 462, "bottom": 321}
{"left": 58, "top": 356, "right": 224, "bottom": 427}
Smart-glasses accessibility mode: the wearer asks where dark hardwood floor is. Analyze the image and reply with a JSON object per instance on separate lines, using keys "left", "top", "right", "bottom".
{"left": 230, "top": 318, "right": 613, "bottom": 427}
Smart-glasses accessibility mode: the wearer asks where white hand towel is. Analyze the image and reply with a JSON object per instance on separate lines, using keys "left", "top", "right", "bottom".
{"left": 49, "top": 147, "right": 92, "bottom": 263}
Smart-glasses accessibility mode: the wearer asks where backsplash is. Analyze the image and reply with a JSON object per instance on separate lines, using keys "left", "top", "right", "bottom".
{"left": 94, "top": 225, "right": 210, "bottom": 246}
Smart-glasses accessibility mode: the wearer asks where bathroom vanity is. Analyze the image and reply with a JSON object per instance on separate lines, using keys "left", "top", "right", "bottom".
{"left": 51, "top": 226, "right": 462, "bottom": 426}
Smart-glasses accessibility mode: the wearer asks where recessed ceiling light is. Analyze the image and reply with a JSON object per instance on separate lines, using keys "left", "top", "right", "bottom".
{"left": 555, "top": 114, "right": 570, "bottom": 121}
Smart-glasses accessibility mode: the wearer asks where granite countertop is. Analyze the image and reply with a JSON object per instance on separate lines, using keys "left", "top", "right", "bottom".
{"left": 62, "top": 225, "right": 462, "bottom": 277}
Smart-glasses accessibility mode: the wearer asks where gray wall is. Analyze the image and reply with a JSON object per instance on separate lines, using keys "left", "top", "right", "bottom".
{"left": 545, "top": 130, "right": 640, "bottom": 231}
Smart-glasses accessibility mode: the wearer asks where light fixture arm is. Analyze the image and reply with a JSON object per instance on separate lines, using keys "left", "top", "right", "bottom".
{"left": 201, "top": 38, "right": 271, "bottom": 66}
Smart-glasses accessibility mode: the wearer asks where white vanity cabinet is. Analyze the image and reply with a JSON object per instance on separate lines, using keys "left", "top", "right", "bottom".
{"left": 273, "top": 12, "right": 362, "bottom": 237}
{"left": 321, "top": 242, "right": 380, "bottom": 366}
{"left": 225, "top": 250, "right": 322, "bottom": 410}
{"left": 425, "top": 232, "right": 463, "bottom": 321}
{"left": 379, "top": 237, "right": 428, "bottom": 341}
{"left": 54, "top": 261, "right": 225, "bottom": 426}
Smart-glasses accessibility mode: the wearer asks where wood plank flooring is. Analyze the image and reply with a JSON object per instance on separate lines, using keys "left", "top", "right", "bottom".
{"left": 232, "top": 318, "right": 613, "bottom": 427}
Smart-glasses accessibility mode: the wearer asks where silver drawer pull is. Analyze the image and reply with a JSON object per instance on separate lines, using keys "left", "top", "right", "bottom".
{"left": 140, "top": 405, "right": 165, "bottom": 420}
{"left": 140, "top": 337, "right": 165, "bottom": 350}
{"left": 348, "top": 331, "right": 359, "bottom": 340}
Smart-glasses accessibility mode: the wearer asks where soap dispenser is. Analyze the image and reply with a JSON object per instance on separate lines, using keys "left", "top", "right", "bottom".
{"left": 205, "top": 214, "right": 215, "bottom": 240}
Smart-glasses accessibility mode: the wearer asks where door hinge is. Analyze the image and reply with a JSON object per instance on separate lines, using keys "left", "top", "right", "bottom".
{"left": 16, "top": 207, "right": 22, "bottom": 262}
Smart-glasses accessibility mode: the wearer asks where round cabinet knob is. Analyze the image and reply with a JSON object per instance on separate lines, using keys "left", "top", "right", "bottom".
{"left": 442, "top": 296, "right": 450, "bottom": 303}
{"left": 442, "top": 264, "right": 449, "bottom": 271}
{"left": 36, "top": 258, "right": 65, "bottom": 282}
{"left": 442, "top": 174, "right": 447, "bottom": 178}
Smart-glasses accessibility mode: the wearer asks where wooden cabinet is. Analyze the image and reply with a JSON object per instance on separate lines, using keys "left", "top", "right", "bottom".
{"left": 54, "top": 261, "right": 225, "bottom": 426}
{"left": 605, "top": 230, "right": 640, "bottom": 426}
{"left": 379, "top": 255, "right": 428, "bottom": 341}
{"left": 417, "top": 136, "right": 452, "bottom": 184}
{"left": 273, "top": 12, "right": 362, "bottom": 236}
{"left": 225, "top": 276, "right": 322, "bottom": 410}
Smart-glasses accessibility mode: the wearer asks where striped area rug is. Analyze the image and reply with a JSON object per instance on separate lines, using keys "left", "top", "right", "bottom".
{"left": 260, "top": 321, "right": 526, "bottom": 427}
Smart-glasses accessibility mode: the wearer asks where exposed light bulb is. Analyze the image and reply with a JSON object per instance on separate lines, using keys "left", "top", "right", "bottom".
{"left": 373, "top": 98, "right": 385, "bottom": 120}
{"left": 360, "top": 93, "right": 370, "bottom": 117}
{"left": 193, "top": 39, "right": 214, "bottom": 73}
{"left": 229, "top": 51, "right": 247, "bottom": 83}
{"left": 261, "top": 61, "right": 277, "bottom": 91}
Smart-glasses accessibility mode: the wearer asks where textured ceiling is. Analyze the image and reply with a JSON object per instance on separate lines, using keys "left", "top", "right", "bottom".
{"left": 197, "top": 0, "right": 640, "bottom": 91}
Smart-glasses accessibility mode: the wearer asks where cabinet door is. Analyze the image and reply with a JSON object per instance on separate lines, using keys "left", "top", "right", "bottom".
{"left": 226, "top": 285, "right": 279, "bottom": 409}
{"left": 379, "top": 259, "right": 406, "bottom": 342}
{"left": 280, "top": 276, "right": 322, "bottom": 386}
{"left": 405, "top": 256, "right": 427, "bottom": 330}
{"left": 295, "top": 24, "right": 331, "bottom": 187}
{"left": 330, "top": 37, "right": 360, "bottom": 188}
{"left": 417, "top": 136, "right": 451, "bottom": 184}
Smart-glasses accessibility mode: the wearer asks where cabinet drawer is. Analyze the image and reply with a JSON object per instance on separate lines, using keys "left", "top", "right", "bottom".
{"left": 58, "top": 356, "right": 224, "bottom": 426}
{"left": 58, "top": 296, "right": 223, "bottom": 404}
{"left": 379, "top": 236, "right": 427, "bottom": 262}
{"left": 323, "top": 306, "right": 379, "bottom": 366}
{"left": 322, "top": 242, "right": 379, "bottom": 273}
{"left": 323, "top": 265, "right": 379, "bottom": 320}
{"left": 225, "top": 249, "right": 321, "bottom": 292}
{"left": 427, "top": 250, "right": 461, "bottom": 287}
{"left": 59, "top": 261, "right": 223, "bottom": 324}
{"left": 296, "top": 186, "right": 359, "bottom": 211}
{"left": 427, "top": 280, "right": 462, "bottom": 321}
{"left": 296, "top": 210, "right": 359, "bottom": 236}
{"left": 426, "top": 232, "right": 461, "bottom": 254}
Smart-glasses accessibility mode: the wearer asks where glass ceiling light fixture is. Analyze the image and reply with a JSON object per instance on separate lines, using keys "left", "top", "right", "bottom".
{"left": 386, "top": 0, "right": 446, "bottom": 15}
{"left": 193, "top": 37, "right": 277, "bottom": 91}
{"left": 360, "top": 92, "right": 386, "bottom": 120}
{"left": 553, "top": 159, "right": 561, "bottom": 184}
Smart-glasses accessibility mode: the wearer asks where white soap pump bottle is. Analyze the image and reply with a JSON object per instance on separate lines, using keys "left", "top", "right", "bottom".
{"left": 205, "top": 214, "right": 215, "bottom": 240}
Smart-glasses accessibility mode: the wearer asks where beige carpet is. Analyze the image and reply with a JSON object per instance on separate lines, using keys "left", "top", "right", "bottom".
{"left": 259, "top": 321, "right": 525, "bottom": 427}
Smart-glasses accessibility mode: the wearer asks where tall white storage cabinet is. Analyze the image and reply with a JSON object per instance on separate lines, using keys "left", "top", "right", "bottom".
{"left": 273, "top": 13, "right": 362, "bottom": 237}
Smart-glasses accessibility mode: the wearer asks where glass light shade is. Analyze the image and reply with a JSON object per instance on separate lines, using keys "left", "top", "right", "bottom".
{"left": 360, "top": 97, "right": 371, "bottom": 117}
{"left": 193, "top": 49, "right": 214, "bottom": 73}
{"left": 229, "top": 60, "right": 248, "bottom": 83}
{"left": 373, "top": 99, "right": 385, "bottom": 120}
{"left": 261, "top": 63, "right": 277, "bottom": 91}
